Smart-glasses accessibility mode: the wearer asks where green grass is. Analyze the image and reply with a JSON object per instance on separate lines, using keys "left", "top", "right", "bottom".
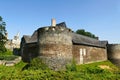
{"left": 1, "top": 50, "right": 119, "bottom": 79}
{"left": 0, "top": 49, "right": 19, "bottom": 60}
{"left": 0, "top": 49, "right": 13, "bottom": 55}
{"left": 76, "top": 61, "right": 120, "bottom": 80}
{"left": 0, "top": 55, "right": 18, "bottom": 60}
{"left": 0, "top": 59, "right": 120, "bottom": 80}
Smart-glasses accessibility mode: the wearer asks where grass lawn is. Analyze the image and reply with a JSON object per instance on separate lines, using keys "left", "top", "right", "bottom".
{"left": 0, "top": 60, "right": 120, "bottom": 80}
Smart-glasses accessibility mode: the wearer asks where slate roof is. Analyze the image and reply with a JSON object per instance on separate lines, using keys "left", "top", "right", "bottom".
{"left": 22, "top": 30, "right": 38, "bottom": 44}
{"left": 23, "top": 35, "right": 31, "bottom": 43}
{"left": 28, "top": 30, "right": 38, "bottom": 43}
{"left": 56, "top": 22, "right": 67, "bottom": 28}
{"left": 72, "top": 33, "right": 108, "bottom": 48}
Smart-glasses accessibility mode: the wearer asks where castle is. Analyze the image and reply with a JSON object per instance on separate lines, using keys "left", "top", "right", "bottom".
{"left": 5, "top": 32, "right": 20, "bottom": 51}
{"left": 20, "top": 19, "right": 110, "bottom": 70}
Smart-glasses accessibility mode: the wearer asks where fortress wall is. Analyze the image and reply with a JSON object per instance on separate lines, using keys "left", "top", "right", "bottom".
{"left": 37, "top": 26, "right": 73, "bottom": 70}
{"left": 21, "top": 44, "right": 39, "bottom": 62}
{"left": 73, "top": 45, "right": 107, "bottom": 64}
{"left": 107, "top": 44, "right": 120, "bottom": 67}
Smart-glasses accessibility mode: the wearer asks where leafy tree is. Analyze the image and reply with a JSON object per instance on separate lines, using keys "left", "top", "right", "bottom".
{"left": 0, "top": 16, "right": 7, "bottom": 53}
{"left": 76, "top": 29, "right": 97, "bottom": 39}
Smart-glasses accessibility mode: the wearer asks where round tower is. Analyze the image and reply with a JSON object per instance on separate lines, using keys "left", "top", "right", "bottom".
{"left": 107, "top": 44, "right": 120, "bottom": 67}
{"left": 37, "top": 26, "right": 73, "bottom": 70}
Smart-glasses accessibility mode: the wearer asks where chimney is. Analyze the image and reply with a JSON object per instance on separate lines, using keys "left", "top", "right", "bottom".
{"left": 51, "top": 18, "right": 56, "bottom": 26}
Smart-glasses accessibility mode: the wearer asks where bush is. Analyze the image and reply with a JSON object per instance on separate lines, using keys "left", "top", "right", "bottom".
{"left": 0, "top": 60, "right": 120, "bottom": 79}
{"left": 0, "top": 49, "right": 12, "bottom": 55}
{"left": 0, "top": 42, "right": 7, "bottom": 53}
{"left": 86, "top": 66, "right": 104, "bottom": 74}
{"left": 66, "top": 59, "right": 77, "bottom": 71}
{"left": 23, "top": 57, "right": 49, "bottom": 70}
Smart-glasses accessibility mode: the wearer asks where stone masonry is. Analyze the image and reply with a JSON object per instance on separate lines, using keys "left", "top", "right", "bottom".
{"left": 20, "top": 19, "right": 108, "bottom": 70}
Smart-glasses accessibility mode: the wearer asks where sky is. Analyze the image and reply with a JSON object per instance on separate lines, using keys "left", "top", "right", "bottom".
{"left": 0, "top": 0, "right": 120, "bottom": 43}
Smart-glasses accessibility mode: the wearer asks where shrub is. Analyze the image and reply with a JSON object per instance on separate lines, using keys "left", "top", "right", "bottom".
{"left": 66, "top": 59, "right": 77, "bottom": 71}
{"left": 86, "top": 66, "right": 104, "bottom": 74}
{"left": 0, "top": 49, "right": 12, "bottom": 55}
{"left": 23, "top": 57, "right": 49, "bottom": 70}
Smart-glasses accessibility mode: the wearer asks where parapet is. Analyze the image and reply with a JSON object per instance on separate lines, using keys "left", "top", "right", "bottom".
{"left": 37, "top": 25, "right": 72, "bottom": 34}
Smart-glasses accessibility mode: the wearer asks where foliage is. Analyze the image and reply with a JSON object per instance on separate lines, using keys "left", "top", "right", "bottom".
{"left": 0, "top": 55, "right": 18, "bottom": 60}
{"left": 0, "top": 49, "right": 18, "bottom": 61}
{"left": 22, "top": 57, "right": 49, "bottom": 70}
{"left": 0, "top": 16, "right": 7, "bottom": 53}
{"left": 0, "top": 60, "right": 120, "bottom": 80}
{"left": 0, "top": 16, "right": 6, "bottom": 35}
{"left": 0, "top": 42, "right": 6, "bottom": 53}
{"left": 76, "top": 29, "right": 97, "bottom": 39}
{"left": 0, "top": 49, "right": 13, "bottom": 55}
{"left": 66, "top": 59, "right": 77, "bottom": 71}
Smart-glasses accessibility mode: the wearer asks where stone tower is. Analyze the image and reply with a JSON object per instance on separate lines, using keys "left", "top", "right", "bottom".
{"left": 37, "top": 25, "right": 73, "bottom": 70}
{"left": 107, "top": 44, "right": 120, "bottom": 67}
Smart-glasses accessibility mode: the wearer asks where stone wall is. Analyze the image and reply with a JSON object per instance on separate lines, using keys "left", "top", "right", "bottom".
{"left": 20, "top": 25, "right": 109, "bottom": 70}
{"left": 107, "top": 44, "right": 120, "bottom": 67}
{"left": 37, "top": 26, "right": 73, "bottom": 70}
{"left": 73, "top": 45, "right": 107, "bottom": 64}
{"left": 0, "top": 57, "right": 21, "bottom": 66}
{"left": 21, "top": 43, "right": 39, "bottom": 62}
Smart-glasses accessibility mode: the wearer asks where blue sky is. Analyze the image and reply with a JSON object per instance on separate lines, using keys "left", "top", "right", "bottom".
{"left": 0, "top": 0, "right": 120, "bottom": 43}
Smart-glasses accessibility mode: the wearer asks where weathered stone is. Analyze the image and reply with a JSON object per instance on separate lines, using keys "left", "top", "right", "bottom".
{"left": 73, "top": 45, "right": 107, "bottom": 64}
{"left": 0, "top": 60, "right": 6, "bottom": 65}
{"left": 0, "top": 57, "right": 21, "bottom": 66}
{"left": 20, "top": 21, "right": 108, "bottom": 70}
{"left": 108, "top": 44, "right": 120, "bottom": 67}
{"left": 38, "top": 27, "right": 73, "bottom": 70}
{"left": 5, "top": 61, "right": 15, "bottom": 66}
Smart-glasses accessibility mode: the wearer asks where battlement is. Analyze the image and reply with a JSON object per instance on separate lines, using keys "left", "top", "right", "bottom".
{"left": 38, "top": 26, "right": 72, "bottom": 34}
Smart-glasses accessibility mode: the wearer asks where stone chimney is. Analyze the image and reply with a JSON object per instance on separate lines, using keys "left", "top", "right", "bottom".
{"left": 51, "top": 18, "right": 56, "bottom": 26}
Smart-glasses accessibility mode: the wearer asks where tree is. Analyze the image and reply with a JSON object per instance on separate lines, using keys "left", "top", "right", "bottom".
{"left": 0, "top": 16, "right": 7, "bottom": 53}
{"left": 76, "top": 29, "right": 96, "bottom": 39}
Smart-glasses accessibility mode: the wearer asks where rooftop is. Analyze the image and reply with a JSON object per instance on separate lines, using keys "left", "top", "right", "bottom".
{"left": 21, "top": 21, "right": 108, "bottom": 48}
